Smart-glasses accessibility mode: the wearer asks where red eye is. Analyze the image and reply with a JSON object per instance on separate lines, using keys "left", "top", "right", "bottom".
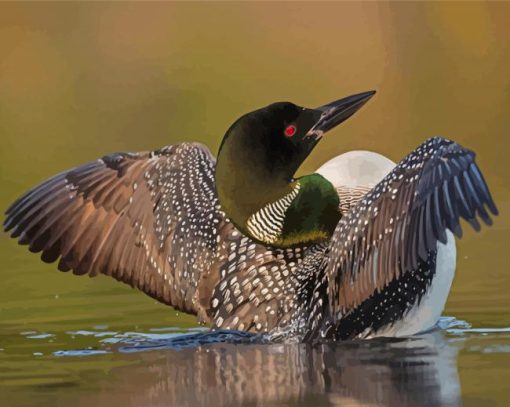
{"left": 284, "top": 124, "right": 297, "bottom": 137}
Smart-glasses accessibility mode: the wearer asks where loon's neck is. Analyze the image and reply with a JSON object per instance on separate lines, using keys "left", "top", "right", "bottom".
{"left": 216, "top": 152, "right": 340, "bottom": 247}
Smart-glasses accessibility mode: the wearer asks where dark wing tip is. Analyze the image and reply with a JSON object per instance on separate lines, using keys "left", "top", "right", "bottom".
{"left": 3, "top": 215, "right": 13, "bottom": 232}
{"left": 4, "top": 200, "right": 23, "bottom": 231}
{"left": 424, "top": 142, "right": 497, "bottom": 237}
{"left": 486, "top": 197, "right": 499, "bottom": 217}
{"left": 4, "top": 195, "right": 23, "bottom": 218}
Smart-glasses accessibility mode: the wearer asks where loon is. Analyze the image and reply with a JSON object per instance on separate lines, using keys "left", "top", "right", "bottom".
{"left": 3, "top": 91, "right": 497, "bottom": 341}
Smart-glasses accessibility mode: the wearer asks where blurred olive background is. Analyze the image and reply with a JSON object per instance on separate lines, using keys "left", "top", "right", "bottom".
{"left": 0, "top": 2, "right": 509, "bottom": 405}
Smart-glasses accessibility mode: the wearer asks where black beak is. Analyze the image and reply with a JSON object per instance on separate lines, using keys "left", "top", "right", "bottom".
{"left": 306, "top": 90, "right": 376, "bottom": 140}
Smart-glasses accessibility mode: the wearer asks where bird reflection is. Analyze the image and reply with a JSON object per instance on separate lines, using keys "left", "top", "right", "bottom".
{"left": 81, "top": 330, "right": 461, "bottom": 407}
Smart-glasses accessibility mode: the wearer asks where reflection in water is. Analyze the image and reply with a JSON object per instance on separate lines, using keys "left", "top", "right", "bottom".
{"left": 76, "top": 330, "right": 461, "bottom": 407}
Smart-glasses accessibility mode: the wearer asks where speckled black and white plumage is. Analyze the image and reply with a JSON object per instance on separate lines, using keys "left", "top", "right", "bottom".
{"left": 4, "top": 143, "right": 234, "bottom": 320}
{"left": 325, "top": 137, "right": 497, "bottom": 321}
{"left": 209, "top": 240, "right": 309, "bottom": 332}
{"left": 332, "top": 252, "right": 437, "bottom": 340}
{"left": 3, "top": 137, "right": 497, "bottom": 341}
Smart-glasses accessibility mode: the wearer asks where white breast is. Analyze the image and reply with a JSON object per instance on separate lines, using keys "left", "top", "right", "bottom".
{"left": 316, "top": 150, "right": 396, "bottom": 189}
{"left": 316, "top": 150, "right": 457, "bottom": 337}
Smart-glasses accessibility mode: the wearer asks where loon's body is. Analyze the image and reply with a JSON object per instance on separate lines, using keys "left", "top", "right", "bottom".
{"left": 3, "top": 92, "right": 496, "bottom": 341}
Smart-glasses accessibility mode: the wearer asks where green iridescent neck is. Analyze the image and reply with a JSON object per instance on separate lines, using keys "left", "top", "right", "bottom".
{"left": 277, "top": 174, "right": 340, "bottom": 247}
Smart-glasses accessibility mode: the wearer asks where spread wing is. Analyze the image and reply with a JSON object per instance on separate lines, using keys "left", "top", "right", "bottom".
{"left": 327, "top": 137, "right": 498, "bottom": 314}
{"left": 3, "top": 142, "right": 233, "bottom": 319}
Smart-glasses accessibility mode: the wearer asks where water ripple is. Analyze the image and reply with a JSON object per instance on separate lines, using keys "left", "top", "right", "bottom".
{"left": 38, "top": 316, "right": 510, "bottom": 357}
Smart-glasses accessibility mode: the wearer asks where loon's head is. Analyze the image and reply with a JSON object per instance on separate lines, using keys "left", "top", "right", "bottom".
{"left": 216, "top": 91, "right": 375, "bottom": 247}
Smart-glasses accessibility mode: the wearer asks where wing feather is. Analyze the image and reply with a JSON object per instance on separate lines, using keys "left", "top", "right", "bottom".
{"left": 327, "top": 137, "right": 497, "bottom": 314}
{"left": 3, "top": 143, "right": 234, "bottom": 318}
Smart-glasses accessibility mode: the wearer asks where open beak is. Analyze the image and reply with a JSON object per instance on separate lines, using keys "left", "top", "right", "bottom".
{"left": 306, "top": 90, "right": 376, "bottom": 140}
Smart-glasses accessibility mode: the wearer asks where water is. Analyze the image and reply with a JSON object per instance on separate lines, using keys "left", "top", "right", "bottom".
{"left": 1, "top": 316, "right": 510, "bottom": 406}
